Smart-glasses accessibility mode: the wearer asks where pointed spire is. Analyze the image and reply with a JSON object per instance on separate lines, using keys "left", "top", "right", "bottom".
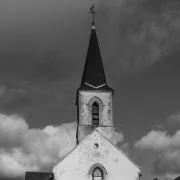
{"left": 78, "top": 5, "right": 113, "bottom": 91}
{"left": 80, "top": 23, "right": 106, "bottom": 88}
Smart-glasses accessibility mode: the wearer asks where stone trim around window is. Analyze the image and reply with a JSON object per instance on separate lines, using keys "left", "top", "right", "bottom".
{"left": 86, "top": 96, "right": 105, "bottom": 125}
{"left": 88, "top": 163, "right": 107, "bottom": 176}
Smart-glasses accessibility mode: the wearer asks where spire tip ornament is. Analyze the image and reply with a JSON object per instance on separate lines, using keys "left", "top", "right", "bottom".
{"left": 90, "top": 4, "right": 96, "bottom": 26}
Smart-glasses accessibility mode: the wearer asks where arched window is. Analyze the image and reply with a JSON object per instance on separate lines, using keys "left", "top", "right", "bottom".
{"left": 92, "top": 167, "right": 103, "bottom": 180}
{"left": 92, "top": 102, "right": 99, "bottom": 126}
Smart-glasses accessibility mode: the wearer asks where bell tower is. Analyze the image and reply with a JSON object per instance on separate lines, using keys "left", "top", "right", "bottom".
{"left": 76, "top": 6, "right": 115, "bottom": 144}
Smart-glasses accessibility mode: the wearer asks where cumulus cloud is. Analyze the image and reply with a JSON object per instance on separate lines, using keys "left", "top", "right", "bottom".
{"left": 135, "top": 130, "right": 171, "bottom": 151}
{"left": 168, "top": 112, "right": 180, "bottom": 124}
{"left": 135, "top": 129, "right": 180, "bottom": 151}
{"left": 162, "top": 173, "right": 180, "bottom": 180}
{"left": 0, "top": 114, "right": 76, "bottom": 178}
{"left": 0, "top": 114, "right": 29, "bottom": 148}
{"left": 120, "top": 143, "right": 131, "bottom": 156}
{"left": 0, "top": 149, "right": 38, "bottom": 178}
{"left": 153, "top": 149, "right": 180, "bottom": 176}
{"left": 135, "top": 127, "right": 180, "bottom": 177}
{"left": 0, "top": 113, "right": 123, "bottom": 179}
{"left": 0, "top": 85, "right": 7, "bottom": 96}
{"left": 110, "top": 130, "right": 124, "bottom": 145}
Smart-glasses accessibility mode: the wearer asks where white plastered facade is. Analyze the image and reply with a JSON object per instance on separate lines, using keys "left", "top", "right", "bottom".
{"left": 53, "top": 130, "right": 141, "bottom": 180}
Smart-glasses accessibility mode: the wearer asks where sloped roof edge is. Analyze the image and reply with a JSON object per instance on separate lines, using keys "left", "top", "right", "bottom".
{"left": 53, "top": 129, "right": 141, "bottom": 170}
{"left": 95, "top": 129, "right": 141, "bottom": 170}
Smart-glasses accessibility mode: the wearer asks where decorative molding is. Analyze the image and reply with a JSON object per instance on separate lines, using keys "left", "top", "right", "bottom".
{"left": 88, "top": 163, "right": 107, "bottom": 176}
{"left": 86, "top": 96, "right": 104, "bottom": 107}
{"left": 85, "top": 82, "right": 106, "bottom": 89}
{"left": 86, "top": 96, "right": 105, "bottom": 125}
{"left": 107, "top": 96, "right": 113, "bottom": 125}
{"left": 78, "top": 124, "right": 114, "bottom": 127}
{"left": 79, "top": 94, "right": 85, "bottom": 124}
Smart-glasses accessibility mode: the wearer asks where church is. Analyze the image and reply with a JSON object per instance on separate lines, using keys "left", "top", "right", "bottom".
{"left": 25, "top": 7, "right": 141, "bottom": 180}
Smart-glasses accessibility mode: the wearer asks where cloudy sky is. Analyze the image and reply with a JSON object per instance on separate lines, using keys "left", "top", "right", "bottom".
{"left": 1, "top": 0, "right": 180, "bottom": 180}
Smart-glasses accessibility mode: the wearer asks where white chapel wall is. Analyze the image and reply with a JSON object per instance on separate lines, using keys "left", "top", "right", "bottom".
{"left": 53, "top": 131, "right": 140, "bottom": 180}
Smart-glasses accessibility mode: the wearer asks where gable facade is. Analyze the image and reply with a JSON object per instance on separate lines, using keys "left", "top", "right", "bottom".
{"left": 53, "top": 130, "right": 140, "bottom": 180}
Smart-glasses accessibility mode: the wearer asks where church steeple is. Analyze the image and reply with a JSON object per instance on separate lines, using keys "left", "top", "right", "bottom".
{"left": 78, "top": 6, "right": 113, "bottom": 91}
{"left": 76, "top": 5, "right": 115, "bottom": 145}
{"left": 80, "top": 23, "right": 106, "bottom": 88}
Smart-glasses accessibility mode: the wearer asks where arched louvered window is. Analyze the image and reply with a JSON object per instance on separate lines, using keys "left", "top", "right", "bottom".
{"left": 92, "top": 167, "right": 103, "bottom": 180}
{"left": 92, "top": 102, "right": 99, "bottom": 126}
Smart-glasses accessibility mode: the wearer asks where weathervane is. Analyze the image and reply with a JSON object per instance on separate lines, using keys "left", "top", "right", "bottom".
{"left": 90, "top": 4, "right": 96, "bottom": 24}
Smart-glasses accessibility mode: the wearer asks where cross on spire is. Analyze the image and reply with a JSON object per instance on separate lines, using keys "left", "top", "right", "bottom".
{"left": 90, "top": 4, "right": 96, "bottom": 25}
{"left": 77, "top": 5, "right": 114, "bottom": 92}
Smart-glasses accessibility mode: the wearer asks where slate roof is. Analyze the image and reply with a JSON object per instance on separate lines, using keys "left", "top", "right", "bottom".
{"left": 174, "top": 176, "right": 180, "bottom": 180}
{"left": 25, "top": 172, "right": 54, "bottom": 180}
{"left": 79, "top": 23, "right": 114, "bottom": 92}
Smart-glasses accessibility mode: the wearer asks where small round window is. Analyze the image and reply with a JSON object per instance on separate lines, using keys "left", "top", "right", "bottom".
{"left": 94, "top": 143, "right": 99, "bottom": 148}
